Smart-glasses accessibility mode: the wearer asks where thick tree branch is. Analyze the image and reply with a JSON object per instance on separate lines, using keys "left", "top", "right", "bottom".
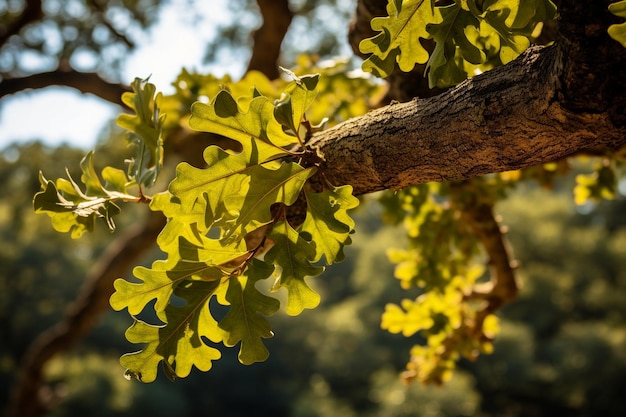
{"left": 309, "top": 44, "right": 626, "bottom": 196}
{"left": 5, "top": 211, "right": 165, "bottom": 417}
{"left": 0, "top": 70, "right": 131, "bottom": 107}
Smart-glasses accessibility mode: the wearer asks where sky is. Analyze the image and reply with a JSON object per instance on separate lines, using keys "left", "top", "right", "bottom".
{"left": 0, "top": 0, "right": 243, "bottom": 150}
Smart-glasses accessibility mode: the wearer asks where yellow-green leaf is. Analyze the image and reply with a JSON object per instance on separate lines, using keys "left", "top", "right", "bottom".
{"left": 300, "top": 185, "right": 359, "bottom": 264}
{"left": 265, "top": 221, "right": 324, "bottom": 316}
{"left": 217, "top": 261, "right": 280, "bottom": 364}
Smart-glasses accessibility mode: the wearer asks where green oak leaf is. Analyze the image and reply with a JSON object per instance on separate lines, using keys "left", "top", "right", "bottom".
{"left": 102, "top": 166, "right": 133, "bottom": 193}
{"left": 426, "top": 5, "right": 484, "bottom": 88}
{"left": 120, "top": 280, "right": 223, "bottom": 383}
{"left": 149, "top": 192, "right": 209, "bottom": 249}
{"left": 274, "top": 71, "right": 320, "bottom": 139}
{"left": 360, "top": 0, "right": 555, "bottom": 86}
{"left": 218, "top": 260, "right": 280, "bottom": 364}
{"left": 480, "top": 11, "right": 529, "bottom": 64}
{"left": 609, "top": 1, "right": 626, "bottom": 47}
{"left": 168, "top": 137, "right": 285, "bottom": 229}
{"left": 300, "top": 185, "right": 359, "bottom": 264}
{"left": 482, "top": 0, "right": 557, "bottom": 32}
{"left": 265, "top": 221, "right": 324, "bottom": 316}
{"left": 189, "top": 89, "right": 298, "bottom": 148}
{"left": 80, "top": 150, "right": 108, "bottom": 196}
{"left": 110, "top": 254, "right": 225, "bottom": 321}
{"left": 222, "top": 163, "right": 317, "bottom": 241}
{"left": 169, "top": 136, "right": 315, "bottom": 245}
{"left": 117, "top": 77, "right": 165, "bottom": 188}
{"left": 359, "top": 0, "right": 441, "bottom": 78}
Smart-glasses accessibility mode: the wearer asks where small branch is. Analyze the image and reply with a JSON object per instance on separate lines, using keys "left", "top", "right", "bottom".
{"left": 5, "top": 211, "right": 165, "bottom": 417}
{"left": 450, "top": 182, "right": 518, "bottom": 312}
{"left": 0, "top": 70, "right": 131, "bottom": 106}
{"left": 247, "top": 0, "right": 293, "bottom": 79}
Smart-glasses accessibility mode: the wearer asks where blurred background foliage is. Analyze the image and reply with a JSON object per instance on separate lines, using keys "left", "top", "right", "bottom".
{"left": 2, "top": 0, "right": 626, "bottom": 416}
{"left": 2, "top": 137, "right": 626, "bottom": 417}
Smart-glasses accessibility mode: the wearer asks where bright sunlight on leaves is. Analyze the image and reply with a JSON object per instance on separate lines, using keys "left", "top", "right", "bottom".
{"left": 360, "top": 0, "right": 556, "bottom": 87}
{"left": 106, "top": 72, "right": 359, "bottom": 381}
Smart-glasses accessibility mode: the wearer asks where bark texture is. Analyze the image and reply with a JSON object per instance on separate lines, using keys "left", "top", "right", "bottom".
{"left": 310, "top": 43, "right": 626, "bottom": 195}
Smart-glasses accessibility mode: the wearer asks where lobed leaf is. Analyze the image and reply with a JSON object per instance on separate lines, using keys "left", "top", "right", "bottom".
{"left": 359, "top": 0, "right": 440, "bottom": 78}
{"left": 426, "top": 5, "right": 484, "bottom": 88}
{"left": 274, "top": 70, "right": 320, "bottom": 140}
{"left": 189, "top": 89, "right": 298, "bottom": 148}
{"left": 120, "top": 280, "right": 223, "bottom": 383}
{"left": 34, "top": 153, "right": 137, "bottom": 237}
{"left": 110, "top": 249, "right": 230, "bottom": 321}
{"left": 360, "top": 0, "right": 556, "bottom": 87}
{"left": 168, "top": 137, "right": 284, "bottom": 229}
{"left": 217, "top": 260, "right": 280, "bottom": 364}
{"left": 265, "top": 221, "right": 324, "bottom": 316}
{"left": 117, "top": 77, "right": 165, "bottom": 188}
{"left": 300, "top": 185, "right": 359, "bottom": 264}
{"left": 222, "top": 163, "right": 317, "bottom": 240}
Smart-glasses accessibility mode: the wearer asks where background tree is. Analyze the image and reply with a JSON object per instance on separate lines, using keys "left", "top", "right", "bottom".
{"left": 2, "top": 0, "right": 626, "bottom": 417}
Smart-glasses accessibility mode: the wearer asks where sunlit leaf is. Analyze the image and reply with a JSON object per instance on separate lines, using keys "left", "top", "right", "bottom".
{"left": 265, "top": 221, "right": 324, "bottom": 316}
{"left": 33, "top": 153, "right": 137, "bottom": 237}
{"left": 360, "top": 0, "right": 440, "bottom": 78}
{"left": 609, "top": 1, "right": 626, "bottom": 47}
{"left": 168, "top": 137, "right": 286, "bottom": 230}
{"left": 218, "top": 260, "right": 280, "bottom": 364}
{"left": 360, "top": 0, "right": 555, "bottom": 86}
{"left": 189, "top": 89, "right": 298, "bottom": 148}
{"left": 117, "top": 77, "right": 165, "bottom": 187}
{"left": 110, "top": 250, "right": 229, "bottom": 321}
{"left": 274, "top": 70, "right": 320, "bottom": 139}
{"left": 222, "top": 164, "right": 317, "bottom": 240}
{"left": 300, "top": 185, "right": 359, "bottom": 264}
{"left": 120, "top": 280, "right": 223, "bottom": 383}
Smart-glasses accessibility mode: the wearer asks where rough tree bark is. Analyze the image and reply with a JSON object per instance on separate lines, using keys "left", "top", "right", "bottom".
{"left": 309, "top": 44, "right": 626, "bottom": 195}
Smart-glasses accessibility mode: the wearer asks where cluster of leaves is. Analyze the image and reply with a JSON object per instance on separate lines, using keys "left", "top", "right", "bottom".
{"left": 378, "top": 182, "right": 501, "bottom": 384}
{"left": 359, "top": 0, "right": 557, "bottom": 87}
{"left": 33, "top": 78, "right": 164, "bottom": 237}
{"left": 162, "top": 55, "right": 385, "bottom": 132}
{"left": 378, "top": 154, "right": 623, "bottom": 384}
{"left": 35, "top": 68, "right": 369, "bottom": 382}
{"left": 112, "top": 73, "right": 362, "bottom": 382}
